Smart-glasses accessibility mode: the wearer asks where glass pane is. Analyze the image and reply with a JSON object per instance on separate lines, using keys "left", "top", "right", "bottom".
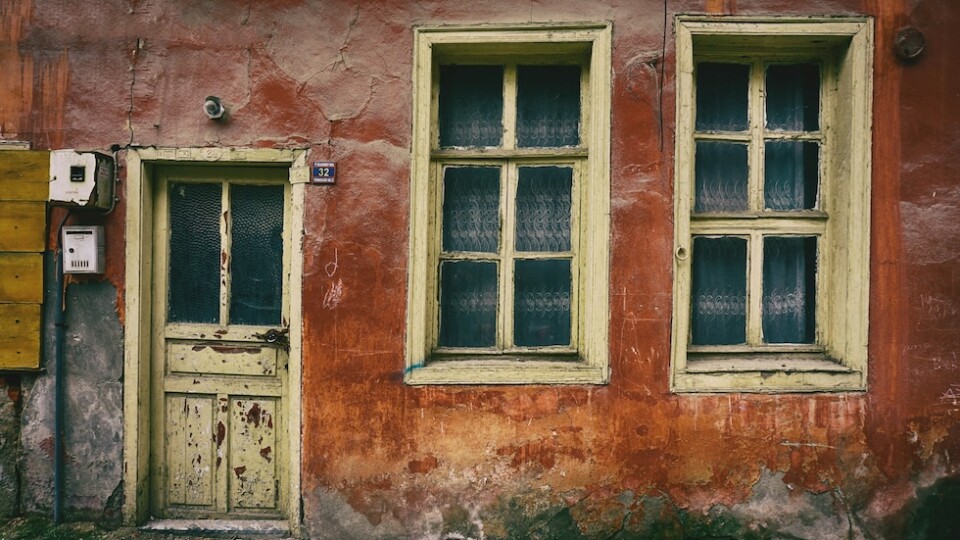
{"left": 515, "top": 166, "right": 572, "bottom": 252}
{"left": 691, "top": 236, "right": 747, "bottom": 345}
{"left": 230, "top": 184, "right": 284, "bottom": 326}
{"left": 696, "top": 62, "right": 749, "bottom": 131}
{"left": 695, "top": 141, "right": 748, "bottom": 212}
{"left": 765, "top": 141, "right": 819, "bottom": 210}
{"left": 766, "top": 64, "right": 820, "bottom": 131}
{"left": 438, "top": 65, "right": 503, "bottom": 148}
{"left": 514, "top": 259, "right": 571, "bottom": 347}
{"left": 442, "top": 167, "right": 500, "bottom": 253}
{"left": 763, "top": 237, "right": 817, "bottom": 344}
{"left": 517, "top": 65, "right": 581, "bottom": 147}
{"left": 168, "top": 182, "right": 221, "bottom": 323}
{"left": 439, "top": 261, "right": 498, "bottom": 347}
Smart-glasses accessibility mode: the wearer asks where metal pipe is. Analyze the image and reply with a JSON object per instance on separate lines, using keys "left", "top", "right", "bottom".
{"left": 52, "top": 247, "right": 65, "bottom": 524}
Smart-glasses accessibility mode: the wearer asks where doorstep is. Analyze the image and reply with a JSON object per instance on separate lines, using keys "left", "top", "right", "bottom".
{"left": 141, "top": 519, "right": 292, "bottom": 538}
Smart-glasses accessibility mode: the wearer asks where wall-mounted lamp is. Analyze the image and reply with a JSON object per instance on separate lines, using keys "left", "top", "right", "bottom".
{"left": 203, "top": 95, "right": 226, "bottom": 120}
{"left": 894, "top": 27, "right": 925, "bottom": 61}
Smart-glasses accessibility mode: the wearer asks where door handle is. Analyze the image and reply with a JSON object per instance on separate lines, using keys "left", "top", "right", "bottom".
{"left": 254, "top": 328, "right": 289, "bottom": 352}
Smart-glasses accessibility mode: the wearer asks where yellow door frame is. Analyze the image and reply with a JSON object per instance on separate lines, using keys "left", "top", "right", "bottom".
{"left": 122, "top": 147, "right": 307, "bottom": 536}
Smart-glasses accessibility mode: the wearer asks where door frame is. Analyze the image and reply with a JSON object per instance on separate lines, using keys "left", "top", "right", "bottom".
{"left": 123, "top": 147, "right": 307, "bottom": 536}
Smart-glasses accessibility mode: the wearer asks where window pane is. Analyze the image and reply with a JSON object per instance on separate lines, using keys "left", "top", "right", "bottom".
{"left": 442, "top": 167, "right": 500, "bottom": 253}
{"left": 695, "top": 141, "right": 748, "bottom": 212}
{"left": 515, "top": 166, "right": 572, "bottom": 252}
{"left": 439, "top": 261, "right": 498, "bottom": 347}
{"left": 763, "top": 237, "right": 817, "bottom": 344}
{"left": 439, "top": 65, "right": 503, "bottom": 148}
{"left": 514, "top": 259, "right": 571, "bottom": 347}
{"left": 765, "top": 141, "right": 819, "bottom": 210}
{"left": 517, "top": 65, "right": 581, "bottom": 147}
{"left": 230, "top": 185, "right": 284, "bottom": 326}
{"left": 168, "top": 182, "right": 221, "bottom": 323}
{"left": 691, "top": 236, "right": 747, "bottom": 345}
{"left": 766, "top": 64, "right": 820, "bottom": 131}
{"left": 696, "top": 62, "right": 749, "bottom": 131}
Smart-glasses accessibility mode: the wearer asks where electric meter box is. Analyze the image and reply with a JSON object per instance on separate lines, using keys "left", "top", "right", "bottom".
{"left": 49, "top": 150, "right": 115, "bottom": 209}
{"left": 62, "top": 226, "right": 105, "bottom": 274}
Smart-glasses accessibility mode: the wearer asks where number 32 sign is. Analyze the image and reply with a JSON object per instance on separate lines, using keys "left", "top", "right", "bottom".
{"left": 311, "top": 162, "right": 336, "bottom": 184}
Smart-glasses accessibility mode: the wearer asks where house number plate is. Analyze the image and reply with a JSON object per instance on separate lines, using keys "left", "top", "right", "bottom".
{"left": 311, "top": 161, "right": 336, "bottom": 184}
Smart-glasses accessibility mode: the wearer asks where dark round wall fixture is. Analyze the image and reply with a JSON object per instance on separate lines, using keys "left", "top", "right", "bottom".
{"left": 894, "top": 26, "right": 925, "bottom": 61}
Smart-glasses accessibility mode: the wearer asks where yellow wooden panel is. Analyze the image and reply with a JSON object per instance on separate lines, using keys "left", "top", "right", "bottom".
{"left": 0, "top": 150, "right": 49, "bottom": 201}
{"left": 0, "top": 201, "right": 46, "bottom": 252}
{"left": 0, "top": 303, "right": 41, "bottom": 369}
{"left": 166, "top": 394, "right": 216, "bottom": 507}
{"left": 167, "top": 342, "right": 277, "bottom": 377}
{"left": 230, "top": 398, "right": 278, "bottom": 510}
{"left": 0, "top": 253, "right": 43, "bottom": 303}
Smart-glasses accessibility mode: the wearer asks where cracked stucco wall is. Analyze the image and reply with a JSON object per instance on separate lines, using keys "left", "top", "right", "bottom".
{"left": 0, "top": 0, "right": 957, "bottom": 538}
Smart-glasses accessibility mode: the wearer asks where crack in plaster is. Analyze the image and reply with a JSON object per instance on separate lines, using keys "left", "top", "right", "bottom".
{"left": 127, "top": 38, "right": 144, "bottom": 145}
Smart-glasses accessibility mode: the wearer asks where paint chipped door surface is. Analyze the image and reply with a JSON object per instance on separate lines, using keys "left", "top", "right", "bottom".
{"left": 151, "top": 166, "right": 289, "bottom": 519}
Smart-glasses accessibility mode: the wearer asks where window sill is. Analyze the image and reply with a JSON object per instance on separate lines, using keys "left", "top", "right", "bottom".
{"left": 405, "top": 357, "right": 608, "bottom": 385}
{"left": 673, "top": 356, "right": 864, "bottom": 393}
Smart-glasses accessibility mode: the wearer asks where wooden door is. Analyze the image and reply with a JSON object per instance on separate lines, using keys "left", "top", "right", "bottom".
{"left": 151, "top": 165, "right": 290, "bottom": 519}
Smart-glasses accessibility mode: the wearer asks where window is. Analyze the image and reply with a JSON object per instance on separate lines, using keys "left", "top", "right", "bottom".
{"left": 671, "top": 17, "right": 873, "bottom": 392}
{"left": 406, "top": 25, "right": 611, "bottom": 384}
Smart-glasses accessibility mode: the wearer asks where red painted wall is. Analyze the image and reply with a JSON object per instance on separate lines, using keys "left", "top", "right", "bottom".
{"left": 3, "top": 0, "right": 958, "bottom": 536}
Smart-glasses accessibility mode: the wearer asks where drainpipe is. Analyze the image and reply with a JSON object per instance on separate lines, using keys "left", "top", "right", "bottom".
{"left": 52, "top": 244, "right": 66, "bottom": 524}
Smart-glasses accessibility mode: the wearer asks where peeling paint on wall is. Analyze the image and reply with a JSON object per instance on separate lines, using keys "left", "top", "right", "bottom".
{"left": 0, "top": 0, "right": 957, "bottom": 537}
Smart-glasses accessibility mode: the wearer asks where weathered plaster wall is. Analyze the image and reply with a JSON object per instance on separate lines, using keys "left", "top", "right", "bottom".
{"left": 18, "top": 255, "right": 123, "bottom": 521}
{"left": 0, "top": 377, "right": 21, "bottom": 517}
{"left": 0, "top": 0, "right": 957, "bottom": 538}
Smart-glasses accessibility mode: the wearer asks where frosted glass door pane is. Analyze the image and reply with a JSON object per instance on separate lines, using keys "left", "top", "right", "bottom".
{"left": 168, "top": 182, "right": 222, "bottom": 323}
{"left": 696, "top": 63, "right": 749, "bottom": 131}
{"left": 691, "top": 236, "right": 747, "bottom": 345}
{"left": 442, "top": 167, "right": 500, "bottom": 253}
{"left": 695, "top": 141, "right": 748, "bottom": 212}
{"left": 514, "top": 259, "right": 571, "bottom": 347}
{"left": 766, "top": 64, "right": 820, "bottom": 131}
{"left": 765, "top": 141, "right": 819, "bottom": 210}
{"left": 439, "top": 65, "right": 503, "bottom": 148}
{"left": 515, "top": 166, "right": 572, "bottom": 252}
{"left": 230, "top": 184, "right": 284, "bottom": 326}
{"left": 439, "top": 261, "right": 498, "bottom": 348}
{"left": 762, "top": 237, "right": 817, "bottom": 344}
{"left": 517, "top": 65, "right": 581, "bottom": 147}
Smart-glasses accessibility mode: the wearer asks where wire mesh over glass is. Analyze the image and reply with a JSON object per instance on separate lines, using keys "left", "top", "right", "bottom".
{"left": 438, "top": 65, "right": 504, "bottom": 148}
{"left": 695, "top": 141, "right": 749, "bottom": 212}
{"left": 762, "top": 236, "right": 817, "bottom": 343}
{"left": 439, "top": 261, "right": 498, "bottom": 348}
{"left": 515, "top": 166, "right": 572, "bottom": 252}
{"left": 691, "top": 236, "right": 747, "bottom": 345}
{"left": 766, "top": 64, "right": 820, "bottom": 132}
{"left": 514, "top": 259, "right": 571, "bottom": 347}
{"left": 516, "top": 65, "right": 581, "bottom": 148}
{"left": 765, "top": 141, "right": 819, "bottom": 210}
{"left": 168, "top": 182, "right": 222, "bottom": 324}
{"left": 696, "top": 62, "right": 749, "bottom": 132}
{"left": 441, "top": 167, "right": 501, "bottom": 253}
{"left": 230, "top": 184, "right": 284, "bottom": 326}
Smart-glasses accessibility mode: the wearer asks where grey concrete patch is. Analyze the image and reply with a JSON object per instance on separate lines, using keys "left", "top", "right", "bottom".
{"left": 20, "top": 262, "right": 124, "bottom": 519}
{"left": 302, "top": 487, "right": 409, "bottom": 540}
{"left": 0, "top": 386, "right": 19, "bottom": 517}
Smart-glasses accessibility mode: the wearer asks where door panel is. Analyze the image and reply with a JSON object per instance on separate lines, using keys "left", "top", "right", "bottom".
{"left": 152, "top": 166, "right": 289, "bottom": 520}
{"left": 230, "top": 398, "right": 279, "bottom": 510}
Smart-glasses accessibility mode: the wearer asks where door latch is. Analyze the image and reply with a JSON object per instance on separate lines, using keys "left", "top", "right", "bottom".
{"left": 254, "top": 328, "right": 290, "bottom": 352}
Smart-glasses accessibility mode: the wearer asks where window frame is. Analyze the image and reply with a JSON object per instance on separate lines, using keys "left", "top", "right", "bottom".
{"left": 671, "top": 17, "right": 873, "bottom": 393}
{"left": 406, "top": 24, "right": 611, "bottom": 385}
